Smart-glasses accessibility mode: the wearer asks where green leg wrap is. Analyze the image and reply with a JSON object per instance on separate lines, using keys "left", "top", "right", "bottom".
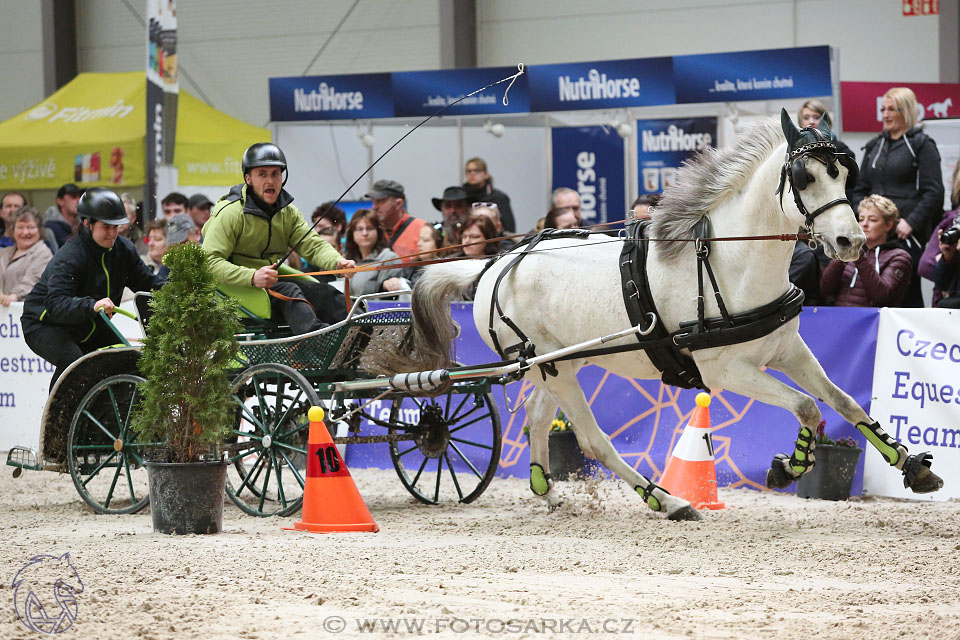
{"left": 635, "top": 483, "right": 668, "bottom": 512}
{"left": 530, "top": 463, "right": 551, "bottom": 496}
{"left": 856, "top": 420, "right": 907, "bottom": 468}
{"left": 790, "top": 426, "right": 815, "bottom": 476}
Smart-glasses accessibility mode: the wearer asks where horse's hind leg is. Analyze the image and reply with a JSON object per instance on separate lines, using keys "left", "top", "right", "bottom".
{"left": 525, "top": 385, "right": 562, "bottom": 509}
{"left": 771, "top": 336, "right": 943, "bottom": 494}
{"left": 539, "top": 367, "right": 701, "bottom": 521}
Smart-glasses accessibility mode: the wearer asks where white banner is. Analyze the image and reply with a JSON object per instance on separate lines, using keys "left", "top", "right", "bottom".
{"left": 867, "top": 308, "right": 960, "bottom": 501}
{"left": 0, "top": 302, "right": 143, "bottom": 454}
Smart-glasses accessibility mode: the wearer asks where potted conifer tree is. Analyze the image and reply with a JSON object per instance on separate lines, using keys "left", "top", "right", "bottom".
{"left": 796, "top": 421, "right": 864, "bottom": 501}
{"left": 131, "top": 242, "right": 242, "bottom": 534}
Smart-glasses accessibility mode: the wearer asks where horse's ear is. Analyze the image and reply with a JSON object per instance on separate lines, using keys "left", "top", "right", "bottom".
{"left": 780, "top": 108, "right": 801, "bottom": 149}
{"left": 816, "top": 115, "right": 833, "bottom": 139}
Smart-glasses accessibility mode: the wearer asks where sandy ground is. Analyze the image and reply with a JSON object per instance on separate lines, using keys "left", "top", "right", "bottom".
{"left": 1, "top": 465, "right": 959, "bottom": 640}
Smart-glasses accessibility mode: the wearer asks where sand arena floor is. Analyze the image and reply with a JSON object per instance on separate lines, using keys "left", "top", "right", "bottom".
{"left": 1, "top": 465, "right": 959, "bottom": 639}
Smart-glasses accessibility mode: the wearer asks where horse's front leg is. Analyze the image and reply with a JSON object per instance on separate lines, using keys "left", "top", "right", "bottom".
{"left": 700, "top": 353, "right": 826, "bottom": 488}
{"left": 771, "top": 336, "right": 943, "bottom": 494}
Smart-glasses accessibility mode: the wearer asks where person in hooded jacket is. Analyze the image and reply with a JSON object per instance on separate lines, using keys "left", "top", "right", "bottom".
{"left": 851, "top": 87, "right": 944, "bottom": 307}
{"left": 820, "top": 195, "right": 912, "bottom": 307}
{"left": 201, "top": 143, "right": 354, "bottom": 334}
{"left": 21, "top": 188, "right": 165, "bottom": 388}
{"left": 461, "top": 157, "right": 516, "bottom": 233}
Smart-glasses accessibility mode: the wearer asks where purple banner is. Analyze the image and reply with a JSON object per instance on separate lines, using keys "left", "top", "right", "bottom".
{"left": 348, "top": 305, "right": 877, "bottom": 495}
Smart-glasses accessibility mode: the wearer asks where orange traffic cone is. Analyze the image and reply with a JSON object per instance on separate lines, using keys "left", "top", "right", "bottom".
{"left": 659, "top": 393, "right": 725, "bottom": 510}
{"left": 286, "top": 406, "right": 379, "bottom": 533}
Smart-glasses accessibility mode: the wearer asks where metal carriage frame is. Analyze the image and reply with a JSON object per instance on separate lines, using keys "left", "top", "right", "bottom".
{"left": 6, "top": 292, "right": 505, "bottom": 518}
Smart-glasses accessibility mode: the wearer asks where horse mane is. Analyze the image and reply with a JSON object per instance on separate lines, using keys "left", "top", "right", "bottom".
{"left": 651, "top": 118, "right": 785, "bottom": 261}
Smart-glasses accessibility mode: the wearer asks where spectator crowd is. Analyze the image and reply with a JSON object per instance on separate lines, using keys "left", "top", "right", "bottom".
{"left": 3, "top": 86, "right": 959, "bottom": 331}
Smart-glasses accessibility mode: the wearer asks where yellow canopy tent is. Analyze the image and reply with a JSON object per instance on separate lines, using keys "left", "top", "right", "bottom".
{"left": 0, "top": 71, "right": 268, "bottom": 190}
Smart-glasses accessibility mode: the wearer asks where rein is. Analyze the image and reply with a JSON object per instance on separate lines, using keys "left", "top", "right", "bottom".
{"left": 279, "top": 228, "right": 815, "bottom": 279}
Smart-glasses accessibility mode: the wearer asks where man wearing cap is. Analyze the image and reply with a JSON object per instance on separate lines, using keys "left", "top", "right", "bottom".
{"left": 431, "top": 186, "right": 470, "bottom": 245}
{"left": 45, "top": 183, "right": 84, "bottom": 247}
{"left": 166, "top": 213, "right": 201, "bottom": 246}
{"left": 366, "top": 179, "right": 426, "bottom": 263}
{"left": 21, "top": 187, "right": 165, "bottom": 387}
{"left": 203, "top": 142, "right": 353, "bottom": 334}
{"left": 187, "top": 193, "right": 213, "bottom": 229}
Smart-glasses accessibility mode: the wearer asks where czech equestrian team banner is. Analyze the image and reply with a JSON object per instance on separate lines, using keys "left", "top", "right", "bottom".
{"left": 550, "top": 126, "right": 626, "bottom": 225}
{"left": 840, "top": 81, "right": 960, "bottom": 132}
{"left": 867, "top": 308, "right": 960, "bottom": 501}
{"left": 268, "top": 46, "right": 832, "bottom": 121}
{"left": 350, "top": 305, "right": 877, "bottom": 498}
{"left": 0, "top": 304, "right": 55, "bottom": 453}
{"left": 269, "top": 73, "right": 395, "bottom": 121}
{"left": 636, "top": 117, "right": 716, "bottom": 194}
{"left": 392, "top": 67, "right": 530, "bottom": 117}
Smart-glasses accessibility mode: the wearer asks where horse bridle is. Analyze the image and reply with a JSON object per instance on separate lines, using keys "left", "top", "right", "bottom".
{"left": 776, "top": 129, "right": 859, "bottom": 233}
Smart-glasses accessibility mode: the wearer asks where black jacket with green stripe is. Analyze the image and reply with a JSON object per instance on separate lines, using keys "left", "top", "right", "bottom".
{"left": 21, "top": 229, "right": 162, "bottom": 341}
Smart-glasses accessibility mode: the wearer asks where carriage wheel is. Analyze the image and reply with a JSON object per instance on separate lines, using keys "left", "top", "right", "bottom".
{"left": 66, "top": 374, "right": 151, "bottom": 514}
{"left": 388, "top": 387, "right": 502, "bottom": 505}
{"left": 225, "top": 364, "right": 319, "bottom": 517}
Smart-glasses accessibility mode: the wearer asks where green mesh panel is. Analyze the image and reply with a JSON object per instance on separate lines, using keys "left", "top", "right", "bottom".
{"left": 237, "top": 309, "right": 412, "bottom": 373}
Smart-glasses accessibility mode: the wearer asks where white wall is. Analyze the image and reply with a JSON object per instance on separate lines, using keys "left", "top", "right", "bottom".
{"left": 276, "top": 121, "right": 549, "bottom": 233}
{"left": 75, "top": 0, "right": 441, "bottom": 127}
{"left": 478, "top": 0, "right": 942, "bottom": 83}
{"left": 0, "top": 1, "right": 949, "bottom": 126}
{"left": 0, "top": 0, "right": 45, "bottom": 120}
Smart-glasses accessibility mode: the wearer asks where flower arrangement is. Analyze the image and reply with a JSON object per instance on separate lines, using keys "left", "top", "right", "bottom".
{"left": 523, "top": 410, "right": 573, "bottom": 436}
{"left": 815, "top": 420, "right": 857, "bottom": 448}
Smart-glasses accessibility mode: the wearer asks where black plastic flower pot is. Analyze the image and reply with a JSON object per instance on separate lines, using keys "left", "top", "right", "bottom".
{"left": 548, "top": 430, "right": 599, "bottom": 479}
{"left": 796, "top": 444, "right": 863, "bottom": 501}
{"left": 144, "top": 460, "right": 227, "bottom": 534}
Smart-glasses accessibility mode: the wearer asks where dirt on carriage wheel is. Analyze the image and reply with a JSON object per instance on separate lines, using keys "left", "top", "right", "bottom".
{"left": 2, "top": 465, "right": 958, "bottom": 639}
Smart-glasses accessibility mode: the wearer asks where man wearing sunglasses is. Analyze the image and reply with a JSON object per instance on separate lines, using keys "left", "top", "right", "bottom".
{"left": 431, "top": 186, "right": 471, "bottom": 245}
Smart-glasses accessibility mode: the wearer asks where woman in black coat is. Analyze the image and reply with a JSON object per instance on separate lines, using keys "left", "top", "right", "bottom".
{"left": 462, "top": 157, "right": 516, "bottom": 234}
{"left": 851, "top": 87, "right": 944, "bottom": 306}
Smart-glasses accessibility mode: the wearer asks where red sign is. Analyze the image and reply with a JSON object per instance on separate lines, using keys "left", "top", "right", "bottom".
{"left": 902, "top": 0, "right": 938, "bottom": 15}
{"left": 840, "top": 81, "right": 960, "bottom": 132}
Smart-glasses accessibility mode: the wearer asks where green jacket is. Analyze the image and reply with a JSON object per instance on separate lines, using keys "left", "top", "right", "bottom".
{"left": 202, "top": 184, "right": 343, "bottom": 287}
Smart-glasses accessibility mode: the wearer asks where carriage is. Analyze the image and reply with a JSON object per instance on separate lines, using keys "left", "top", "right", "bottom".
{"left": 5, "top": 290, "right": 510, "bottom": 517}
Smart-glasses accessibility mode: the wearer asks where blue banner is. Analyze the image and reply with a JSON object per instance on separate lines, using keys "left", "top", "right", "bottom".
{"left": 268, "top": 73, "right": 394, "bottom": 121}
{"left": 636, "top": 117, "right": 717, "bottom": 194}
{"left": 529, "top": 58, "right": 674, "bottom": 112}
{"left": 350, "top": 305, "right": 877, "bottom": 498}
{"left": 673, "top": 45, "right": 832, "bottom": 104}
{"left": 392, "top": 67, "right": 529, "bottom": 117}
{"left": 550, "top": 126, "right": 626, "bottom": 225}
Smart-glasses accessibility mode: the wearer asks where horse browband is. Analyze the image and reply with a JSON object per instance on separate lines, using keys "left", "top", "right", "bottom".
{"left": 779, "top": 133, "right": 852, "bottom": 229}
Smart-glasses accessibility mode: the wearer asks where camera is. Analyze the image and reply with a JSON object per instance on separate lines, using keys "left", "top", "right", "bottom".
{"left": 941, "top": 224, "right": 960, "bottom": 246}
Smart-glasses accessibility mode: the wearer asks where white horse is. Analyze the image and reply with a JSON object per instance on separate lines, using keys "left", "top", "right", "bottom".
{"left": 384, "top": 111, "right": 943, "bottom": 520}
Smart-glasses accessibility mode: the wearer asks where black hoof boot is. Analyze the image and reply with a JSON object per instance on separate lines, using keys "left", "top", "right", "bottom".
{"left": 765, "top": 453, "right": 796, "bottom": 489}
{"left": 667, "top": 505, "right": 702, "bottom": 521}
{"left": 902, "top": 452, "right": 944, "bottom": 494}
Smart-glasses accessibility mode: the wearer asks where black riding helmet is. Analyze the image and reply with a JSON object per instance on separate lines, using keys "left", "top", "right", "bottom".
{"left": 242, "top": 143, "right": 288, "bottom": 185}
{"left": 77, "top": 187, "right": 128, "bottom": 226}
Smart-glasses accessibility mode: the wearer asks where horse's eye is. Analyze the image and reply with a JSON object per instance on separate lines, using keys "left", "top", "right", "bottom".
{"left": 827, "top": 164, "right": 839, "bottom": 179}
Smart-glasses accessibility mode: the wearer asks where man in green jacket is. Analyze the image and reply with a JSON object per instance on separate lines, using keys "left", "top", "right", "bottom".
{"left": 202, "top": 143, "right": 354, "bottom": 333}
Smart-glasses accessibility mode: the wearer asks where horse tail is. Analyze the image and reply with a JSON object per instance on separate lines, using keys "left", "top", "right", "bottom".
{"left": 379, "top": 260, "right": 486, "bottom": 373}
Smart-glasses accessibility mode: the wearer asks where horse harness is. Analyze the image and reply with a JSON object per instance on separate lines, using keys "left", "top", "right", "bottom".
{"left": 776, "top": 126, "right": 859, "bottom": 232}
{"left": 483, "top": 224, "right": 804, "bottom": 390}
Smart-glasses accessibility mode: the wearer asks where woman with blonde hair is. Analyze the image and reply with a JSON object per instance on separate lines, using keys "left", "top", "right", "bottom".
{"left": 820, "top": 195, "right": 912, "bottom": 307}
{"left": 851, "top": 87, "right": 944, "bottom": 306}
{"left": 796, "top": 99, "right": 855, "bottom": 161}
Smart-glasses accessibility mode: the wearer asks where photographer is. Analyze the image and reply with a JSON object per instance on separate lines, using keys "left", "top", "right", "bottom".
{"left": 918, "top": 163, "right": 960, "bottom": 306}
{"left": 932, "top": 221, "right": 960, "bottom": 308}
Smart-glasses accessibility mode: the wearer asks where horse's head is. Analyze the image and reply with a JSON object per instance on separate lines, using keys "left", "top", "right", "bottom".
{"left": 780, "top": 109, "right": 865, "bottom": 261}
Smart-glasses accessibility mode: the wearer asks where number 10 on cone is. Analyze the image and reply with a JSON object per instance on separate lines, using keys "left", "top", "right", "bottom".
{"left": 307, "top": 444, "right": 350, "bottom": 478}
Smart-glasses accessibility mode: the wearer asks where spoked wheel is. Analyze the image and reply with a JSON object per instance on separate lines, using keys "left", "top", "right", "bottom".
{"left": 388, "top": 386, "right": 502, "bottom": 505}
{"left": 66, "top": 374, "right": 151, "bottom": 514}
{"left": 225, "top": 364, "right": 319, "bottom": 517}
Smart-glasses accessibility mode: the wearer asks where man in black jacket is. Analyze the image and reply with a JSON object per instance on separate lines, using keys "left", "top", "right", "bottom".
{"left": 21, "top": 188, "right": 165, "bottom": 388}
